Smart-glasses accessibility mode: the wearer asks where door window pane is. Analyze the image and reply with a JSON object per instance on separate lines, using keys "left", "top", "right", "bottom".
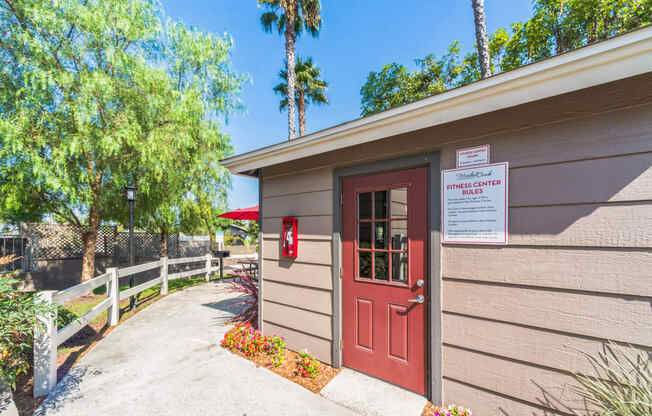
{"left": 391, "top": 188, "right": 408, "bottom": 218}
{"left": 374, "top": 222, "right": 388, "bottom": 250}
{"left": 359, "top": 223, "right": 372, "bottom": 249}
{"left": 359, "top": 252, "right": 371, "bottom": 278}
{"left": 374, "top": 252, "right": 389, "bottom": 280}
{"left": 374, "top": 191, "right": 388, "bottom": 219}
{"left": 359, "top": 192, "right": 372, "bottom": 219}
{"left": 391, "top": 252, "right": 408, "bottom": 282}
{"left": 390, "top": 220, "right": 408, "bottom": 251}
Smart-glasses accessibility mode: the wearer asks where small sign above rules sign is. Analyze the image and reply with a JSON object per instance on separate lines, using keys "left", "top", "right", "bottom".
{"left": 456, "top": 144, "right": 490, "bottom": 168}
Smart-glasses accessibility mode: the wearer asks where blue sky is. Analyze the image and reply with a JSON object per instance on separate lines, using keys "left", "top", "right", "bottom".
{"left": 162, "top": 1, "right": 534, "bottom": 209}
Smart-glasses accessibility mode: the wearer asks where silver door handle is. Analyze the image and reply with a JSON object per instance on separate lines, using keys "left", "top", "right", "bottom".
{"left": 408, "top": 295, "right": 424, "bottom": 304}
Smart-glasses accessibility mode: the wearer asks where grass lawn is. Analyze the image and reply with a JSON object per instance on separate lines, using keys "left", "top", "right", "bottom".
{"left": 14, "top": 274, "right": 233, "bottom": 416}
{"left": 56, "top": 274, "right": 232, "bottom": 354}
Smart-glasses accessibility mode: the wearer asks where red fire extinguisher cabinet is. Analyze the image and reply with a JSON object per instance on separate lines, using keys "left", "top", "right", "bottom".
{"left": 281, "top": 217, "right": 298, "bottom": 258}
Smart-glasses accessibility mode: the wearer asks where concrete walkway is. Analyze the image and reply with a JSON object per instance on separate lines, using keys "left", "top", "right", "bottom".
{"left": 1, "top": 380, "right": 18, "bottom": 416}
{"left": 36, "top": 282, "right": 356, "bottom": 416}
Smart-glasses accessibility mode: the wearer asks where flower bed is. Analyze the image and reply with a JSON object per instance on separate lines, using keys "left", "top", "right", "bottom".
{"left": 220, "top": 324, "right": 339, "bottom": 393}
{"left": 422, "top": 402, "right": 472, "bottom": 416}
{"left": 221, "top": 324, "right": 286, "bottom": 366}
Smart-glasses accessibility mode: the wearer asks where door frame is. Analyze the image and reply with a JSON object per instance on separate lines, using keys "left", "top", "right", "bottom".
{"left": 332, "top": 152, "right": 442, "bottom": 403}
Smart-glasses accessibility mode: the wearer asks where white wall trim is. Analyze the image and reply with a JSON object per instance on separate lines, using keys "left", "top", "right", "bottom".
{"left": 223, "top": 27, "right": 652, "bottom": 175}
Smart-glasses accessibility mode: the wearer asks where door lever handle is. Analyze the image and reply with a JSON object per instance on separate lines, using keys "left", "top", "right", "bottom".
{"left": 408, "top": 295, "right": 424, "bottom": 304}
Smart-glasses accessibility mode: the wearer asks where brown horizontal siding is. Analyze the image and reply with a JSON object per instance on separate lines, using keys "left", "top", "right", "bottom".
{"left": 442, "top": 280, "right": 652, "bottom": 346}
{"left": 263, "top": 81, "right": 652, "bottom": 177}
{"left": 263, "top": 321, "right": 333, "bottom": 364}
{"left": 263, "top": 238, "right": 332, "bottom": 265}
{"left": 439, "top": 97, "right": 652, "bottom": 412}
{"left": 443, "top": 378, "right": 566, "bottom": 416}
{"left": 262, "top": 259, "right": 332, "bottom": 290}
{"left": 263, "top": 167, "right": 333, "bottom": 197}
{"left": 263, "top": 190, "right": 332, "bottom": 218}
{"left": 442, "top": 246, "right": 652, "bottom": 297}
{"left": 259, "top": 165, "right": 335, "bottom": 371}
{"left": 262, "top": 280, "right": 332, "bottom": 316}
{"left": 262, "top": 216, "right": 332, "bottom": 240}
{"left": 443, "top": 346, "right": 590, "bottom": 415}
{"left": 439, "top": 101, "right": 652, "bottom": 170}
{"left": 255, "top": 75, "right": 652, "bottom": 413}
{"left": 509, "top": 152, "right": 652, "bottom": 206}
{"left": 263, "top": 301, "right": 332, "bottom": 340}
{"left": 443, "top": 313, "right": 651, "bottom": 377}
{"left": 508, "top": 202, "right": 652, "bottom": 247}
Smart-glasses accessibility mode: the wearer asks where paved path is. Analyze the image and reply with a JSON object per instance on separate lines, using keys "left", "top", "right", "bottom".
{"left": 36, "top": 282, "right": 356, "bottom": 416}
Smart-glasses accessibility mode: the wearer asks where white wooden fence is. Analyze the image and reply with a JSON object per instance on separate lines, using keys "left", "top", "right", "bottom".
{"left": 33, "top": 254, "right": 219, "bottom": 397}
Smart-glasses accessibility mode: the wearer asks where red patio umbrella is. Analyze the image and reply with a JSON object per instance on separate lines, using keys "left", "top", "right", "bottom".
{"left": 218, "top": 205, "right": 259, "bottom": 221}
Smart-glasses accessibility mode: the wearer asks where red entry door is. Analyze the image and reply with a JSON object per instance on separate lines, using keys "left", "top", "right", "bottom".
{"left": 342, "top": 167, "right": 427, "bottom": 395}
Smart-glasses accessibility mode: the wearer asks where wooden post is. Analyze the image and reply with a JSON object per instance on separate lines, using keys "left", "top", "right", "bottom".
{"left": 205, "top": 253, "right": 211, "bottom": 282}
{"left": 161, "top": 256, "right": 168, "bottom": 295}
{"left": 33, "top": 291, "right": 57, "bottom": 398}
{"left": 107, "top": 268, "right": 119, "bottom": 326}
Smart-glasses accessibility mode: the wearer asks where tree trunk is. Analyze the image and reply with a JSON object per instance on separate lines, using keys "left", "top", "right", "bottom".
{"left": 472, "top": 0, "right": 491, "bottom": 78}
{"left": 285, "top": 6, "right": 297, "bottom": 140}
{"left": 553, "top": 6, "right": 565, "bottom": 53}
{"left": 209, "top": 230, "right": 215, "bottom": 251}
{"left": 298, "top": 90, "right": 306, "bottom": 137}
{"left": 160, "top": 227, "right": 168, "bottom": 258}
{"left": 81, "top": 204, "right": 100, "bottom": 282}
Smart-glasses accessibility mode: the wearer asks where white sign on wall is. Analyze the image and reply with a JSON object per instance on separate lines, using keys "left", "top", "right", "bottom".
{"left": 456, "top": 145, "right": 490, "bottom": 168}
{"left": 442, "top": 162, "right": 508, "bottom": 245}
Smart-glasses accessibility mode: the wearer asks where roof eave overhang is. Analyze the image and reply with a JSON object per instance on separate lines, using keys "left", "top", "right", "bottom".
{"left": 223, "top": 27, "right": 652, "bottom": 175}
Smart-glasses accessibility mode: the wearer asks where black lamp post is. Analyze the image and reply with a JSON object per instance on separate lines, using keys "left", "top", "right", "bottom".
{"left": 125, "top": 185, "right": 136, "bottom": 310}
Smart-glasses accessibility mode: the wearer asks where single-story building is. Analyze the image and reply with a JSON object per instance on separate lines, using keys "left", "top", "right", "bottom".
{"left": 222, "top": 26, "right": 652, "bottom": 414}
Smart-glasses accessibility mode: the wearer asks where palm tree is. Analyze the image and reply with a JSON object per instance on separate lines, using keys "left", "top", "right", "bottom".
{"left": 259, "top": 0, "right": 322, "bottom": 140}
{"left": 274, "top": 57, "right": 328, "bottom": 137}
{"left": 472, "top": 0, "right": 491, "bottom": 78}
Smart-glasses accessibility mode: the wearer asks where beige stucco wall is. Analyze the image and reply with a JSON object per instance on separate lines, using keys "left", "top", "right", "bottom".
{"left": 260, "top": 72, "right": 652, "bottom": 412}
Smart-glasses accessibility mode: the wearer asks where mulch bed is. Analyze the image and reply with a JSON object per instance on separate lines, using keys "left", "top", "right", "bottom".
{"left": 421, "top": 402, "right": 443, "bottom": 415}
{"left": 221, "top": 327, "right": 340, "bottom": 393}
{"left": 422, "top": 402, "right": 470, "bottom": 416}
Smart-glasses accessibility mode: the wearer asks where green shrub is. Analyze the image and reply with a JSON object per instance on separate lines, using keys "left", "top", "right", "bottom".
{"left": 56, "top": 306, "right": 78, "bottom": 328}
{"left": 572, "top": 342, "right": 652, "bottom": 416}
{"left": 0, "top": 258, "right": 53, "bottom": 389}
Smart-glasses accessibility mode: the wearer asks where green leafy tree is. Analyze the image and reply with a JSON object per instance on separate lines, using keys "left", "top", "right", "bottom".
{"left": 360, "top": 43, "right": 465, "bottom": 116}
{"left": 0, "top": 0, "right": 242, "bottom": 279}
{"left": 359, "top": 63, "right": 412, "bottom": 116}
{"left": 502, "top": 0, "right": 652, "bottom": 70}
{"left": 259, "top": 0, "right": 322, "bottom": 139}
{"left": 180, "top": 192, "right": 231, "bottom": 252}
{"left": 116, "top": 22, "right": 243, "bottom": 256}
{"left": 274, "top": 57, "right": 328, "bottom": 136}
{"left": 245, "top": 220, "right": 260, "bottom": 246}
{"left": 360, "top": 0, "right": 652, "bottom": 115}
{"left": 458, "top": 28, "right": 510, "bottom": 85}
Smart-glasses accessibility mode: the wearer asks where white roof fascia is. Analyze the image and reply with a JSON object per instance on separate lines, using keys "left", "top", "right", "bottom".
{"left": 223, "top": 27, "right": 652, "bottom": 174}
